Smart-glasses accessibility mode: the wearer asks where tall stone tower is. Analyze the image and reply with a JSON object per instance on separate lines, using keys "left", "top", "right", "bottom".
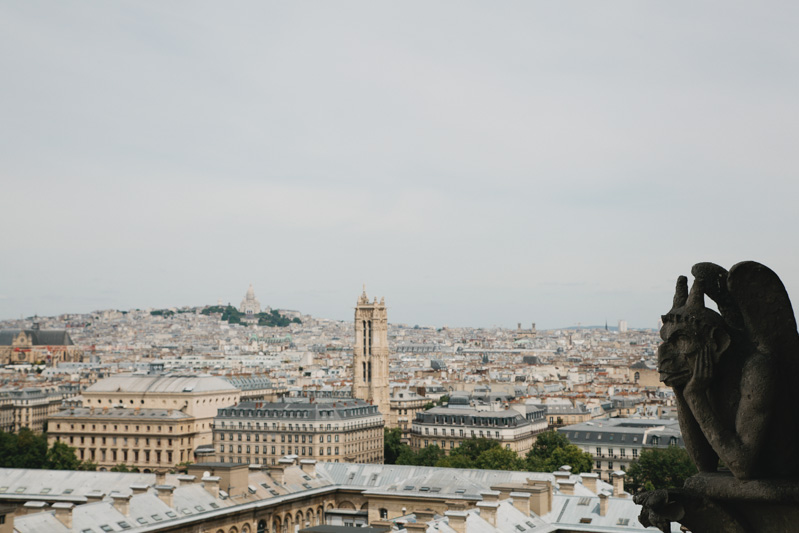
{"left": 353, "top": 287, "right": 390, "bottom": 417}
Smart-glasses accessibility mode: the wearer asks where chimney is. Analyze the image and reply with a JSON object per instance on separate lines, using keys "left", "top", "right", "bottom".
{"left": 111, "top": 493, "right": 131, "bottom": 515}
{"left": 300, "top": 459, "right": 317, "bottom": 477}
{"left": 130, "top": 483, "right": 149, "bottom": 495}
{"left": 480, "top": 490, "right": 500, "bottom": 503}
{"left": 268, "top": 465, "right": 285, "bottom": 485}
{"left": 415, "top": 509, "right": 435, "bottom": 524}
{"left": 599, "top": 492, "right": 609, "bottom": 516}
{"left": 155, "top": 485, "right": 175, "bottom": 507}
{"left": 22, "top": 501, "right": 47, "bottom": 515}
{"left": 580, "top": 472, "right": 599, "bottom": 494}
{"left": 510, "top": 492, "right": 530, "bottom": 515}
{"left": 86, "top": 490, "right": 105, "bottom": 503}
{"left": 558, "top": 480, "right": 575, "bottom": 495}
{"left": 177, "top": 474, "right": 196, "bottom": 486}
{"left": 446, "top": 510, "right": 468, "bottom": 533}
{"left": 528, "top": 485, "right": 548, "bottom": 516}
{"left": 53, "top": 502, "right": 74, "bottom": 528}
{"left": 611, "top": 471, "right": 627, "bottom": 498}
{"left": 202, "top": 475, "right": 220, "bottom": 498}
{"left": 155, "top": 470, "right": 166, "bottom": 486}
{"left": 404, "top": 523, "right": 427, "bottom": 533}
{"left": 477, "top": 501, "right": 498, "bottom": 527}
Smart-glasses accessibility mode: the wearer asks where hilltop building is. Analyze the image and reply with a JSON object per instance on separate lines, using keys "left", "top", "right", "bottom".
{"left": 352, "top": 288, "right": 389, "bottom": 418}
{"left": 239, "top": 284, "right": 261, "bottom": 316}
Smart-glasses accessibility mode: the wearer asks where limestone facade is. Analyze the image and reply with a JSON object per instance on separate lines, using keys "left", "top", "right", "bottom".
{"left": 213, "top": 399, "right": 384, "bottom": 465}
{"left": 0, "top": 328, "right": 83, "bottom": 366}
{"left": 352, "top": 290, "right": 390, "bottom": 419}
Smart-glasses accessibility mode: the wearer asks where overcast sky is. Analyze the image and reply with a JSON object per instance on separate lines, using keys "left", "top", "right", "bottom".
{"left": 2, "top": 2, "right": 798, "bottom": 329}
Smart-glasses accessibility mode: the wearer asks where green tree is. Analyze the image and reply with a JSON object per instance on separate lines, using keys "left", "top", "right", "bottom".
{"left": 397, "top": 445, "right": 446, "bottom": 466}
{"left": 384, "top": 427, "right": 407, "bottom": 465}
{"left": 449, "top": 438, "right": 499, "bottom": 461}
{"left": 45, "top": 441, "right": 83, "bottom": 470}
{"left": 525, "top": 431, "right": 594, "bottom": 474}
{"left": 111, "top": 463, "right": 132, "bottom": 472}
{"left": 626, "top": 447, "right": 697, "bottom": 493}
{"left": 474, "top": 447, "right": 525, "bottom": 471}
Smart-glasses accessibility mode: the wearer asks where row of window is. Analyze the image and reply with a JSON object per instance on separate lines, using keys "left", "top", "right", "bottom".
{"left": 593, "top": 447, "right": 637, "bottom": 458}
{"left": 219, "top": 433, "right": 342, "bottom": 443}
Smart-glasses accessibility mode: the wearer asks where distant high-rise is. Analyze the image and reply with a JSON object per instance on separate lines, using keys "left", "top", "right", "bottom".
{"left": 618, "top": 320, "right": 628, "bottom": 333}
{"left": 353, "top": 287, "right": 390, "bottom": 417}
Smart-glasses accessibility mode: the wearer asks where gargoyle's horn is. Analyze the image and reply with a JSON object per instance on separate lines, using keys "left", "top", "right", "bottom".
{"left": 672, "top": 276, "right": 689, "bottom": 310}
{"left": 687, "top": 279, "right": 705, "bottom": 308}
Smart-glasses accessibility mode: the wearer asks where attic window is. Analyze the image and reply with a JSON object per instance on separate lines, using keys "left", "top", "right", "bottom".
{"left": 516, "top": 526, "right": 526, "bottom": 531}
{"left": 580, "top": 518, "right": 592, "bottom": 524}
{"left": 404, "top": 486, "right": 414, "bottom": 491}
{"left": 525, "top": 521, "right": 536, "bottom": 528}
{"left": 181, "top": 509, "right": 192, "bottom": 515}
{"left": 151, "top": 514, "right": 163, "bottom": 522}
{"left": 40, "top": 488, "right": 51, "bottom": 494}
{"left": 210, "top": 503, "right": 220, "bottom": 509}
{"left": 0, "top": 487, "right": 6, "bottom": 493}
{"left": 118, "top": 522, "right": 131, "bottom": 530}
{"left": 578, "top": 497, "right": 590, "bottom": 506}
{"left": 617, "top": 518, "right": 630, "bottom": 526}
{"left": 15, "top": 487, "right": 25, "bottom": 493}
{"left": 195, "top": 505, "right": 205, "bottom": 512}
{"left": 165, "top": 511, "right": 177, "bottom": 518}
{"left": 420, "top": 487, "right": 430, "bottom": 492}
{"left": 137, "top": 518, "right": 149, "bottom": 524}
{"left": 100, "top": 526, "right": 113, "bottom": 532}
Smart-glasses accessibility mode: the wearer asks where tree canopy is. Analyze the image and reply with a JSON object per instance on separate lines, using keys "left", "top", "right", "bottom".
{"left": 625, "top": 446, "right": 697, "bottom": 493}
{"left": 0, "top": 430, "right": 95, "bottom": 471}
{"left": 525, "top": 431, "right": 594, "bottom": 474}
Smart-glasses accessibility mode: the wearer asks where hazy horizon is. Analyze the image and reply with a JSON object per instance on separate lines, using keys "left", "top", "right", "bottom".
{"left": 3, "top": 2, "right": 799, "bottom": 330}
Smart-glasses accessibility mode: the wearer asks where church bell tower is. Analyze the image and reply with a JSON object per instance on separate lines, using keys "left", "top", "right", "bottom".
{"left": 353, "top": 287, "right": 390, "bottom": 417}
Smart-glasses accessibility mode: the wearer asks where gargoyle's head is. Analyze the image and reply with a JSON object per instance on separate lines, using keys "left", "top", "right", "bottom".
{"left": 657, "top": 275, "right": 731, "bottom": 388}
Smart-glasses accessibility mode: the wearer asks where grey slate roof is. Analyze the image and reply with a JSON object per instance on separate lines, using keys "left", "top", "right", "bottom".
{"left": 86, "top": 375, "right": 238, "bottom": 394}
{"left": 215, "top": 399, "right": 381, "bottom": 422}
{"left": 0, "top": 329, "right": 74, "bottom": 346}
{"left": 50, "top": 407, "right": 193, "bottom": 420}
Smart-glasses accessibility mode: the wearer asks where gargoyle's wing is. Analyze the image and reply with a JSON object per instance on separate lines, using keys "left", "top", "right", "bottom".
{"left": 727, "top": 261, "right": 799, "bottom": 359}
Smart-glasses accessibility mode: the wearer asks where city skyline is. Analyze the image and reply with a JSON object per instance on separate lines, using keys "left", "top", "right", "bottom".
{"left": 3, "top": 2, "right": 799, "bottom": 329}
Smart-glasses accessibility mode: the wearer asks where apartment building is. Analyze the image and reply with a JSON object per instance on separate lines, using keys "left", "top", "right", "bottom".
{"left": 559, "top": 418, "right": 685, "bottom": 481}
{"left": 410, "top": 397, "right": 547, "bottom": 456}
{"left": 48, "top": 407, "right": 197, "bottom": 470}
{"left": 213, "top": 398, "right": 384, "bottom": 465}
{"left": 388, "top": 388, "right": 429, "bottom": 442}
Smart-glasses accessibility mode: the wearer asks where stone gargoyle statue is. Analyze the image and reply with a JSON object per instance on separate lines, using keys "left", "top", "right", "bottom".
{"left": 635, "top": 261, "right": 799, "bottom": 533}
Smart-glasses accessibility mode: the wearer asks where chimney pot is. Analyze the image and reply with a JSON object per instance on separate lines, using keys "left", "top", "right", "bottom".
{"left": 111, "top": 492, "right": 131, "bottom": 515}
{"left": 53, "top": 502, "right": 74, "bottom": 528}
{"left": 445, "top": 510, "right": 468, "bottom": 533}
{"left": 599, "top": 491, "right": 609, "bottom": 516}
{"left": 202, "top": 475, "right": 220, "bottom": 498}
{"left": 510, "top": 492, "right": 531, "bottom": 516}
{"left": 476, "top": 501, "right": 499, "bottom": 527}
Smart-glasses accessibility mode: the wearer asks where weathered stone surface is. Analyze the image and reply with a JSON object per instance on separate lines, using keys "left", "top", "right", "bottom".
{"left": 636, "top": 261, "right": 799, "bottom": 532}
